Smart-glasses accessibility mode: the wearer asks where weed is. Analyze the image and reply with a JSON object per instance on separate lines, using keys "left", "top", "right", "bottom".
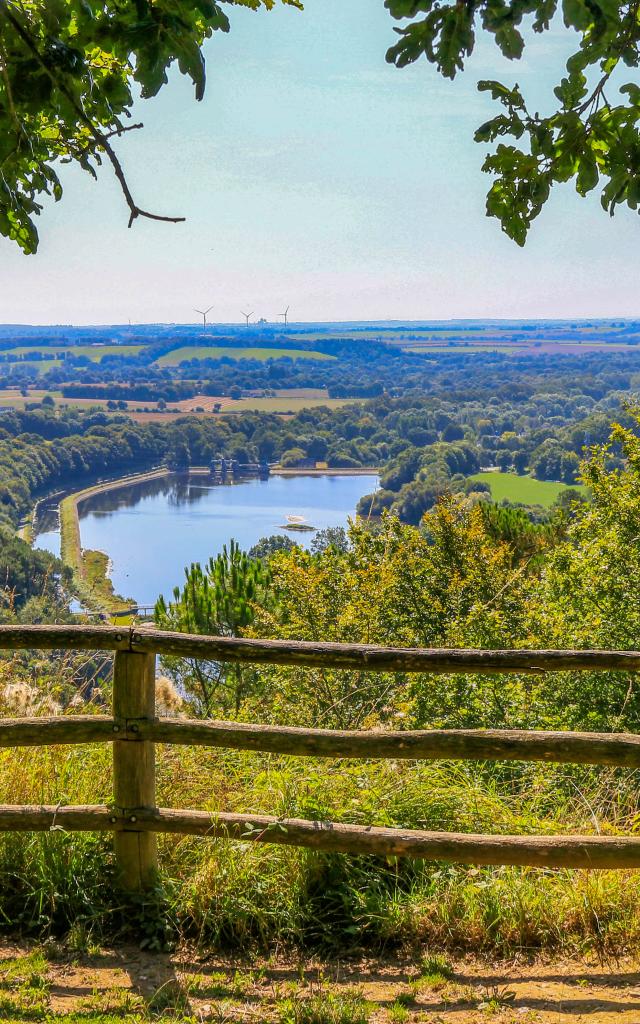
{"left": 276, "top": 988, "right": 371, "bottom": 1024}
{"left": 417, "top": 954, "right": 454, "bottom": 984}
{"left": 186, "top": 968, "right": 253, "bottom": 999}
{"left": 388, "top": 999, "right": 411, "bottom": 1021}
{"left": 392, "top": 990, "right": 415, "bottom": 1008}
{"left": 146, "top": 978, "right": 192, "bottom": 1016}
{"left": 477, "top": 985, "right": 517, "bottom": 1013}
{"left": 82, "top": 987, "right": 146, "bottom": 1015}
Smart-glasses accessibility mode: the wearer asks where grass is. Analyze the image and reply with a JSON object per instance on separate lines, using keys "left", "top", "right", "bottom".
{"left": 276, "top": 990, "right": 370, "bottom": 1023}
{"left": 226, "top": 397, "right": 359, "bottom": 413}
{"left": 2, "top": 358, "right": 60, "bottom": 376}
{"left": 82, "top": 549, "right": 133, "bottom": 615}
{"left": 0, "top": 732, "right": 637, "bottom": 955}
{"left": 402, "top": 345, "right": 519, "bottom": 354}
{"left": 468, "top": 471, "right": 588, "bottom": 507}
{"left": 6, "top": 345, "right": 144, "bottom": 361}
{"left": 0, "top": 948, "right": 50, "bottom": 1017}
{"left": 156, "top": 346, "right": 336, "bottom": 366}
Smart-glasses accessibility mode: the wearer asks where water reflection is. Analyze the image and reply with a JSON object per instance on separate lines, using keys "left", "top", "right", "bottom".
{"left": 35, "top": 472, "right": 378, "bottom": 606}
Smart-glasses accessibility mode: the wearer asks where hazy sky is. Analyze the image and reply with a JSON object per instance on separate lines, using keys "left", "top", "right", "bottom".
{"left": 0, "top": 0, "right": 638, "bottom": 325}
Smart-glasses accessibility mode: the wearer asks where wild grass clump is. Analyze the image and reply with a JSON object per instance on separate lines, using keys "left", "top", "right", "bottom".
{"left": 276, "top": 989, "right": 371, "bottom": 1024}
{"left": 0, "top": 738, "right": 636, "bottom": 953}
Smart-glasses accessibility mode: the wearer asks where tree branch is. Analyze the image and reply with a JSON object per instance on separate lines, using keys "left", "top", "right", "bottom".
{"left": 0, "top": 5, "right": 186, "bottom": 229}
{"left": 101, "top": 123, "right": 144, "bottom": 140}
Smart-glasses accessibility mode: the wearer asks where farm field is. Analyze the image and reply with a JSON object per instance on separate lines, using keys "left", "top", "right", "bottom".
{"left": 156, "top": 346, "right": 335, "bottom": 366}
{"left": 469, "top": 471, "right": 588, "bottom": 506}
{"left": 0, "top": 387, "right": 355, "bottom": 418}
{"left": 6, "top": 344, "right": 144, "bottom": 360}
{"left": 0, "top": 389, "right": 122, "bottom": 411}
{"left": 1, "top": 358, "right": 60, "bottom": 375}
{"left": 274, "top": 387, "right": 328, "bottom": 397}
{"left": 288, "top": 329, "right": 510, "bottom": 341}
{"left": 226, "top": 395, "right": 359, "bottom": 413}
{"left": 127, "top": 397, "right": 359, "bottom": 420}
{"left": 286, "top": 323, "right": 640, "bottom": 354}
{"left": 402, "top": 345, "right": 520, "bottom": 354}
{"left": 0, "top": 388, "right": 60, "bottom": 408}
{"left": 402, "top": 342, "right": 640, "bottom": 356}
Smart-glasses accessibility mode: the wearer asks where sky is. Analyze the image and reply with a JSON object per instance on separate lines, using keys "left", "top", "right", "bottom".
{"left": 0, "top": 0, "right": 638, "bottom": 325}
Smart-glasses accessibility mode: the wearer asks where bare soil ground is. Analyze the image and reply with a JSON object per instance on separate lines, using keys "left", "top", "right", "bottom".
{"left": 3, "top": 942, "right": 640, "bottom": 1021}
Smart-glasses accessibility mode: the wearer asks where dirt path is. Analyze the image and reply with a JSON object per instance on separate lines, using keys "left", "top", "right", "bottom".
{"left": 3, "top": 943, "right": 640, "bottom": 1021}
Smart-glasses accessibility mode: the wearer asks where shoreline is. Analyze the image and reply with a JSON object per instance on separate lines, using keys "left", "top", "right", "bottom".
{"left": 59, "top": 467, "right": 172, "bottom": 618}
{"left": 33, "top": 464, "right": 380, "bottom": 619}
{"left": 272, "top": 467, "right": 379, "bottom": 477}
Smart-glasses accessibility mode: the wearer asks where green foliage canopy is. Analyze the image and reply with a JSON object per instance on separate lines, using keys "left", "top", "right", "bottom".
{"left": 3, "top": 0, "right": 639, "bottom": 251}
{"left": 385, "top": 0, "right": 640, "bottom": 243}
{"left": 0, "top": 0, "right": 300, "bottom": 253}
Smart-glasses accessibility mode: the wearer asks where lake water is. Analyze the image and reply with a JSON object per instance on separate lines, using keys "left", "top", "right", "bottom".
{"left": 34, "top": 472, "right": 378, "bottom": 606}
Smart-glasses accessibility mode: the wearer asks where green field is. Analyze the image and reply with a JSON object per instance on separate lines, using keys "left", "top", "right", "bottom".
{"left": 2, "top": 358, "right": 59, "bottom": 375}
{"left": 403, "top": 345, "right": 520, "bottom": 354}
{"left": 7, "top": 344, "right": 144, "bottom": 361}
{"left": 469, "top": 471, "right": 588, "bottom": 507}
{"left": 156, "top": 346, "right": 335, "bottom": 366}
{"left": 289, "top": 329, "right": 516, "bottom": 343}
{"left": 0, "top": 388, "right": 60, "bottom": 407}
{"left": 225, "top": 396, "right": 361, "bottom": 413}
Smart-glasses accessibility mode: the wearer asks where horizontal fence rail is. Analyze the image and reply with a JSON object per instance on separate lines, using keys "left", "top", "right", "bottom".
{"left": 1, "top": 805, "right": 640, "bottom": 870}
{"left": 2, "top": 623, "right": 640, "bottom": 673}
{"left": 5, "top": 715, "right": 640, "bottom": 768}
{"left": 2, "top": 625, "right": 640, "bottom": 889}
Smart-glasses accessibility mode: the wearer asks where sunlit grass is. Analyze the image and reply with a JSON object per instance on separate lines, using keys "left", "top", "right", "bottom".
{"left": 0, "top": 739, "right": 636, "bottom": 952}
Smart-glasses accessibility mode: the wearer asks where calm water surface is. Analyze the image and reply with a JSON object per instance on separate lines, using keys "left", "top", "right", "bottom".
{"left": 35, "top": 473, "right": 378, "bottom": 605}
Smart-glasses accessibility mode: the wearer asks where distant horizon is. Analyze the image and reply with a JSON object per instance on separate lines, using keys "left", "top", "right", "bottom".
{"left": 1, "top": 316, "right": 639, "bottom": 331}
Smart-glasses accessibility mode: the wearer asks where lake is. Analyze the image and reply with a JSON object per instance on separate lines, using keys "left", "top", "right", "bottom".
{"left": 34, "top": 472, "right": 378, "bottom": 606}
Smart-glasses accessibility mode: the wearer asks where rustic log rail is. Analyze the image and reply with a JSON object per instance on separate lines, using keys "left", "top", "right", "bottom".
{"left": 2, "top": 624, "right": 640, "bottom": 888}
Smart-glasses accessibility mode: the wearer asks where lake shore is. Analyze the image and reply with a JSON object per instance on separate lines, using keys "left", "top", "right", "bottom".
{"left": 58, "top": 467, "right": 173, "bottom": 616}
{"left": 36, "top": 467, "right": 379, "bottom": 617}
{"left": 272, "top": 466, "right": 379, "bottom": 476}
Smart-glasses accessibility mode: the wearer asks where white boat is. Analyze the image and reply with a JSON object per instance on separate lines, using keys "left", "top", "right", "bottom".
{"left": 286, "top": 514, "right": 306, "bottom": 524}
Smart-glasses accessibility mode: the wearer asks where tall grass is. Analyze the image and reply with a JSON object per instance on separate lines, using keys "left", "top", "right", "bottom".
{"left": 0, "top": 739, "right": 639, "bottom": 953}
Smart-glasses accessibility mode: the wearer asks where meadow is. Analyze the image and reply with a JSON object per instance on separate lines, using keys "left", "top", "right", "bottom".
{"left": 226, "top": 395, "right": 359, "bottom": 413}
{"left": 469, "top": 471, "right": 588, "bottom": 506}
{"left": 155, "top": 346, "right": 335, "bottom": 366}
{"left": 402, "top": 345, "right": 520, "bottom": 354}
{"left": 0, "top": 388, "right": 355, "bottom": 418}
{"left": 0, "top": 732, "right": 637, "bottom": 960}
{"left": 6, "top": 344, "right": 144, "bottom": 361}
{"left": 3, "top": 358, "right": 60, "bottom": 375}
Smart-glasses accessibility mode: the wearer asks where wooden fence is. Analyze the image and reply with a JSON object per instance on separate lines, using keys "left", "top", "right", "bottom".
{"left": 3, "top": 623, "right": 640, "bottom": 890}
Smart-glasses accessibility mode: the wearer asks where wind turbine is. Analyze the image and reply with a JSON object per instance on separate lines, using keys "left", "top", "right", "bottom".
{"left": 241, "top": 310, "right": 254, "bottom": 327}
{"left": 195, "top": 305, "right": 213, "bottom": 329}
{"left": 278, "top": 305, "right": 290, "bottom": 327}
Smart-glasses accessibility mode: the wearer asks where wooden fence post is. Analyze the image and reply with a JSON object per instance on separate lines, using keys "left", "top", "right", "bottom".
{"left": 112, "top": 649, "right": 158, "bottom": 890}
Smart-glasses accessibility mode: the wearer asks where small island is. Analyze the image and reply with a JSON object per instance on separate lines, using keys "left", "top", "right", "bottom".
{"left": 279, "top": 514, "right": 316, "bottom": 533}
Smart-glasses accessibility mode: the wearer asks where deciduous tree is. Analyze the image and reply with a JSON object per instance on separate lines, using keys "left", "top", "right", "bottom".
{"left": 385, "top": 0, "right": 640, "bottom": 243}
{"left": 0, "top": 0, "right": 300, "bottom": 252}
